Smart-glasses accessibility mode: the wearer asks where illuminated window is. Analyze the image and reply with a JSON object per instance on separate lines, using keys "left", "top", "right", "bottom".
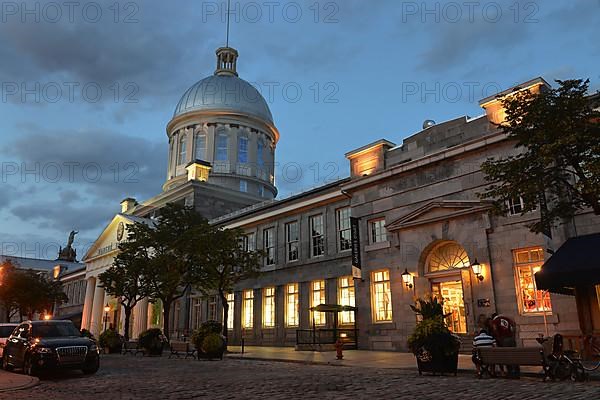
{"left": 263, "top": 287, "right": 276, "bottom": 328}
{"left": 285, "top": 283, "right": 299, "bottom": 327}
{"left": 311, "top": 280, "right": 326, "bottom": 326}
{"left": 238, "top": 136, "right": 248, "bottom": 163}
{"left": 286, "top": 221, "right": 299, "bottom": 262}
{"left": 514, "top": 247, "right": 551, "bottom": 314}
{"left": 310, "top": 214, "right": 325, "bottom": 257}
{"left": 216, "top": 133, "right": 228, "bottom": 161}
{"left": 337, "top": 207, "right": 351, "bottom": 252}
{"left": 226, "top": 293, "right": 234, "bottom": 330}
{"left": 372, "top": 270, "right": 392, "bottom": 322}
{"left": 208, "top": 295, "right": 217, "bottom": 321}
{"left": 338, "top": 276, "right": 355, "bottom": 324}
{"left": 195, "top": 133, "right": 206, "bottom": 161}
{"left": 370, "top": 218, "right": 387, "bottom": 243}
{"left": 178, "top": 134, "right": 187, "bottom": 165}
{"left": 263, "top": 228, "right": 275, "bottom": 265}
{"left": 428, "top": 242, "right": 470, "bottom": 273}
{"left": 242, "top": 290, "right": 254, "bottom": 328}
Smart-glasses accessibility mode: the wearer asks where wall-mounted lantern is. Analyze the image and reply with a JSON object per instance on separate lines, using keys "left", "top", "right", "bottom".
{"left": 401, "top": 268, "right": 414, "bottom": 290}
{"left": 471, "top": 259, "right": 484, "bottom": 282}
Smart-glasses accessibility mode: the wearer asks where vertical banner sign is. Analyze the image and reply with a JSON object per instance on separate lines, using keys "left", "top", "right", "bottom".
{"left": 350, "top": 217, "right": 362, "bottom": 279}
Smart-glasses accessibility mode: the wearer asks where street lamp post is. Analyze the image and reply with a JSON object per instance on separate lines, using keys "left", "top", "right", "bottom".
{"left": 103, "top": 303, "right": 110, "bottom": 332}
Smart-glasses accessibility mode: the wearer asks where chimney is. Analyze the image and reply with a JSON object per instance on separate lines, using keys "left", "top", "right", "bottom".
{"left": 120, "top": 197, "right": 137, "bottom": 214}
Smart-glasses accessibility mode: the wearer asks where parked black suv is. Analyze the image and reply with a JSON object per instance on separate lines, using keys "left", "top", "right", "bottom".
{"left": 2, "top": 320, "right": 99, "bottom": 376}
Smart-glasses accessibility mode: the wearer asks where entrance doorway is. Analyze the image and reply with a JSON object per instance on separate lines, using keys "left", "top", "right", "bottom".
{"left": 432, "top": 280, "right": 467, "bottom": 334}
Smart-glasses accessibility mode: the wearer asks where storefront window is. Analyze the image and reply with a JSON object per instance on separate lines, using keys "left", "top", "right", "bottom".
{"left": 311, "top": 280, "right": 326, "bottom": 326}
{"left": 514, "top": 247, "right": 551, "bottom": 314}
{"left": 285, "top": 283, "right": 299, "bottom": 327}
{"left": 338, "top": 276, "right": 355, "bottom": 324}
{"left": 242, "top": 290, "right": 254, "bottom": 328}
{"left": 371, "top": 270, "right": 392, "bottom": 322}
{"left": 263, "top": 287, "right": 275, "bottom": 328}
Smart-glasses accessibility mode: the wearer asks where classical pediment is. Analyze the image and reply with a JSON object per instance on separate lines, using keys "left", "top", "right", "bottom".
{"left": 83, "top": 214, "right": 153, "bottom": 262}
{"left": 386, "top": 200, "right": 492, "bottom": 231}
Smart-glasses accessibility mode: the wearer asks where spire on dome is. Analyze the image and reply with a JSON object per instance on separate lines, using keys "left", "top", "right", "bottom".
{"left": 214, "top": 47, "right": 238, "bottom": 76}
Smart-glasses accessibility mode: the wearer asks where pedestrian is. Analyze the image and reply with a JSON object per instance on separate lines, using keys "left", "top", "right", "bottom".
{"left": 472, "top": 328, "right": 496, "bottom": 377}
{"left": 490, "top": 313, "right": 519, "bottom": 378}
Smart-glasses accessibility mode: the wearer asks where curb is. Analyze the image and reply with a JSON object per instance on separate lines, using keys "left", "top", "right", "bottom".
{"left": 0, "top": 374, "right": 39, "bottom": 393}
{"left": 226, "top": 354, "right": 562, "bottom": 380}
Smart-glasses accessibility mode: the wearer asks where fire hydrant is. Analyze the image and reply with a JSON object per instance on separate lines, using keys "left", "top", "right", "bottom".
{"left": 335, "top": 339, "right": 344, "bottom": 360}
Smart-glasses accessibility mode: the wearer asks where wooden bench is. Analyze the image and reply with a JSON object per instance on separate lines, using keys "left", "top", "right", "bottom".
{"left": 121, "top": 341, "right": 143, "bottom": 356}
{"left": 477, "top": 347, "right": 550, "bottom": 380}
{"left": 169, "top": 341, "right": 197, "bottom": 359}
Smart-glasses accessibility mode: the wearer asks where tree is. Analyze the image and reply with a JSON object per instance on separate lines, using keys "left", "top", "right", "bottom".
{"left": 99, "top": 227, "right": 149, "bottom": 341}
{"left": 133, "top": 204, "right": 209, "bottom": 340}
{"left": 480, "top": 79, "right": 600, "bottom": 233}
{"left": 1, "top": 261, "right": 66, "bottom": 322}
{"left": 191, "top": 224, "right": 262, "bottom": 342}
{"left": 0, "top": 260, "right": 20, "bottom": 321}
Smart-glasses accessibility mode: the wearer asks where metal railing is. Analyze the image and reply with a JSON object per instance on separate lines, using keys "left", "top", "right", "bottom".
{"left": 296, "top": 328, "right": 358, "bottom": 349}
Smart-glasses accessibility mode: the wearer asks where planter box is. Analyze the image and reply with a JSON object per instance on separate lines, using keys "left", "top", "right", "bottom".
{"left": 415, "top": 351, "right": 458, "bottom": 375}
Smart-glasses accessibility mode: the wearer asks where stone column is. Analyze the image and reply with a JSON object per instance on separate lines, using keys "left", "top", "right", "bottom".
{"left": 80, "top": 277, "right": 96, "bottom": 330}
{"left": 132, "top": 298, "right": 149, "bottom": 338}
{"left": 89, "top": 282, "right": 106, "bottom": 337}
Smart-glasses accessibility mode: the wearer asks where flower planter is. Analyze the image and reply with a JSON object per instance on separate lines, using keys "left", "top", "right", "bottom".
{"left": 415, "top": 349, "right": 459, "bottom": 375}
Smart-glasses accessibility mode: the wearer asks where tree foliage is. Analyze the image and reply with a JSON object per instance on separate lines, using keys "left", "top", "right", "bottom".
{"left": 190, "top": 225, "right": 263, "bottom": 339}
{"left": 480, "top": 79, "right": 600, "bottom": 233}
{"left": 0, "top": 260, "right": 67, "bottom": 320}
{"left": 123, "top": 204, "right": 209, "bottom": 340}
{"left": 99, "top": 229, "right": 149, "bottom": 340}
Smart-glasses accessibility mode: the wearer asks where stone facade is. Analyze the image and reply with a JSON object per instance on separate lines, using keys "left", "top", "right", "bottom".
{"left": 181, "top": 77, "right": 592, "bottom": 351}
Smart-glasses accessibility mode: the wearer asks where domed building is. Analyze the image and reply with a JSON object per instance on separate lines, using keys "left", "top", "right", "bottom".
{"left": 164, "top": 47, "right": 279, "bottom": 200}
{"left": 81, "top": 46, "right": 280, "bottom": 338}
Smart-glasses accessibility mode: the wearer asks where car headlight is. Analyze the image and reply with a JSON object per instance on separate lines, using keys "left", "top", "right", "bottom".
{"left": 89, "top": 344, "right": 99, "bottom": 352}
{"left": 35, "top": 347, "right": 52, "bottom": 354}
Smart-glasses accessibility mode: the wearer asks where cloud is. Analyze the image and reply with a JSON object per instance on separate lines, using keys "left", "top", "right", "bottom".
{"left": 3, "top": 126, "right": 166, "bottom": 200}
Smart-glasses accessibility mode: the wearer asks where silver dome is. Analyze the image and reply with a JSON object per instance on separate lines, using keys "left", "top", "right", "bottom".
{"left": 173, "top": 75, "right": 273, "bottom": 124}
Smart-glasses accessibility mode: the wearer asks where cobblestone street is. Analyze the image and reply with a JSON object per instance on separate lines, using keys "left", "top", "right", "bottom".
{"left": 3, "top": 354, "right": 600, "bottom": 400}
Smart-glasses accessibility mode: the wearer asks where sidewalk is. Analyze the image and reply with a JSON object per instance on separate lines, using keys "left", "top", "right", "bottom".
{"left": 227, "top": 346, "right": 475, "bottom": 370}
{"left": 0, "top": 370, "right": 38, "bottom": 392}
{"left": 227, "top": 346, "right": 549, "bottom": 377}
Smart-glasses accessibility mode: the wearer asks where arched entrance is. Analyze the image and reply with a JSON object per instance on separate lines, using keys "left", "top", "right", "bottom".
{"left": 424, "top": 241, "right": 471, "bottom": 334}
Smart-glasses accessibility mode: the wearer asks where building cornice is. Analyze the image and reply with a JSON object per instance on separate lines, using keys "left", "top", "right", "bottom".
{"left": 341, "top": 130, "right": 508, "bottom": 193}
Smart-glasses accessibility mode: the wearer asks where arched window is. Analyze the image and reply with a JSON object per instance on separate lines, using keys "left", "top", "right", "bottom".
{"left": 216, "top": 133, "right": 228, "bottom": 161}
{"left": 427, "top": 242, "right": 470, "bottom": 273}
{"left": 195, "top": 133, "right": 206, "bottom": 161}
{"left": 178, "top": 134, "right": 187, "bottom": 165}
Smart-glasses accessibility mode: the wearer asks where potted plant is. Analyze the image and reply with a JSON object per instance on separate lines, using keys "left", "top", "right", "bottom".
{"left": 138, "top": 328, "right": 167, "bottom": 356}
{"left": 408, "top": 296, "right": 461, "bottom": 375}
{"left": 98, "top": 329, "right": 124, "bottom": 353}
{"left": 191, "top": 320, "right": 226, "bottom": 360}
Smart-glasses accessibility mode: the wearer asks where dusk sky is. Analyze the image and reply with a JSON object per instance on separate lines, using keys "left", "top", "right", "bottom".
{"left": 0, "top": 0, "right": 598, "bottom": 260}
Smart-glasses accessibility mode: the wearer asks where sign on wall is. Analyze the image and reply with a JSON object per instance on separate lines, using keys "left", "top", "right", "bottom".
{"left": 350, "top": 217, "right": 362, "bottom": 279}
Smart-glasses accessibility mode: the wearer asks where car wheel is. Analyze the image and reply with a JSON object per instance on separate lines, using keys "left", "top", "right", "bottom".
{"left": 23, "top": 356, "right": 37, "bottom": 377}
{"left": 2, "top": 354, "right": 13, "bottom": 372}
{"left": 82, "top": 359, "right": 99, "bottom": 375}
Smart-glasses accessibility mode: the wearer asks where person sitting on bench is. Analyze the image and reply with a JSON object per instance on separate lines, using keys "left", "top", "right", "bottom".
{"left": 473, "top": 329, "right": 496, "bottom": 376}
